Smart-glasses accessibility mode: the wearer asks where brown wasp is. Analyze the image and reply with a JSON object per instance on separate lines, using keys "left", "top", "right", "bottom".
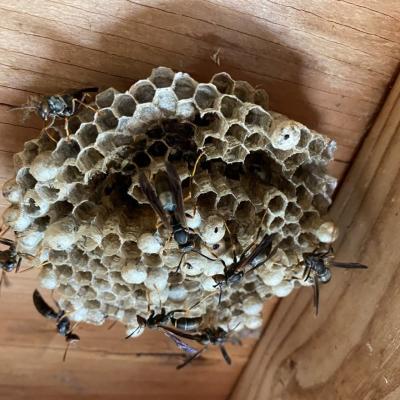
{"left": 14, "top": 88, "right": 97, "bottom": 141}
{"left": 162, "top": 325, "right": 240, "bottom": 369}
{"left": 303, "top": 247, "right": 368, "bottom": 315}
{"left": 33, "top": 289, "right": 80, "bottom": 361}
{"left": 139, "top": 160, "right": 215, "bottom": 271}
{"left": 212, "top": 233, "right": 274, "bottom": 303}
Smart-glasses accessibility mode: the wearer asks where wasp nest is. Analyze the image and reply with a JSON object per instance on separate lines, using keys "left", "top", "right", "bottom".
{"left": 2, "top": 67, "right": 338, "bottom": 336}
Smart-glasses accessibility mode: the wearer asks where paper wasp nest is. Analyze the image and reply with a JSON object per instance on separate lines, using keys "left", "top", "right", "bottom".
{"left": 2, "top": 67, "right": 337, "bottom": 335}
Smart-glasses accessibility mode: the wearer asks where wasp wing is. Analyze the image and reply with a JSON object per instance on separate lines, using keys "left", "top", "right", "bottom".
{"left": 33, "top": 289, "right": 59, "bottom": 320}
{"left": 177, "top": 346, "right": 206, "bottom": 370}
{"left": 165, "top": 161, "right": 187, "bottom": 228}
{"left": 162, "top": 329, "right": 198, "bottom": 354}
{"left": 332, "top": 261, "right": 368, "bottom": 269}
{"left": 220, "top": 344, "right": 232, "bottom": 365}
{"left": 237, "top": 234, "right": 273, "bottom": 272}
{"left": 139, "top": 172, "right": 170, "bottom": 229}
{"left": 313, "top": 277, "right": 320, "bottom": 316}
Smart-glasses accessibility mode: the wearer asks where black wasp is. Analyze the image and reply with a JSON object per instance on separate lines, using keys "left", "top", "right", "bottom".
{"left": 17, "top": 87, "right": 97, "bottom": 140}
{"left": 126, "top": 308, "right": 202, "bottom": 339}
{"left": 0, "top": 237, "right": 30, "bottom": 292}
{"left": 303, "top": 247, "right": 368, "bottom": 315}
{"left": 139, "top": 161, "right": 214, "bottom": 271}
{"left": 162, "top": 325, "right": 239, "bottom": 369}
{"left": 33, "top": 289, "right": 80, "bottom": 361}
{"left": 212, "top": 233, "right": 274, "bottom": 302}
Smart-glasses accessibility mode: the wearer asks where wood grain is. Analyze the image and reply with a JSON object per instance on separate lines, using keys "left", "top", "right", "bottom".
{"left": 0, "top": 1, "right": 399, "bottom": 399}
{"left": 230, "top": 72, "right": 400, "bottom": 400}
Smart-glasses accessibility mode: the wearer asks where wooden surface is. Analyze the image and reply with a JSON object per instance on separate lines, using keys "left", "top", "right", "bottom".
{"left": 230, "top": 72, "right": 400, "bottom": 400}
{"left": 0, "top": 1, "right": 399, "bottom": 399}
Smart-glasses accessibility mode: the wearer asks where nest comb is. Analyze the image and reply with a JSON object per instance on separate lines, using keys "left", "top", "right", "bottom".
{"left": 2, "top": 67, "right": 338, "bottom": 336}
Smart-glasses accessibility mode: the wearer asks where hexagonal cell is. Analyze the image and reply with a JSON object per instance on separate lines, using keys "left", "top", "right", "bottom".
{"left": 217, "top": 194, "right": 237, "bottom": 216}
{"left": 49, "top": 250, "right": 69, "bottom": 265}
{"left": 146, "top": 125, "right": 165, "bottom": 140}
{"left": 196, "top": 191, "right": 218, "bottom": 213}
{"left": 220, "top": 95, "right": 242, "bottom": 119}
{"left": 75, "top": 123, "right": 98, "bottom": 148}
{"left": 285, "top": 202, "right": 302, "bottom": 222}
{"left": 235, "top": 200, "right": 255, "bottom": 221}
{"left": 56, "top": 264, "right": 73, "bottom": 279}
{"left": 94, "top": 109, "right": 118, "bottom": 132}
{"left": 245, "top": 106, "right": 272, "bottom": 130}
{"left": 284, "top": 153, "right": 308, "bottom": 170}
{"left": 35, "top": 183, "right": 60, "bottom": 203}
{"left": 233, "top": 81, "right": 254, "bottom": 102}
{"left": 16, "top": 168, "right": 37, "bottom": 189}
{"left": 96, "top": 88, "right": 118, "bottom": 108}
{"left": 194, "top": 84, "right": 219, "bottom": 110}
{"left": 48, "top": 201, "right": 73, "bottom": 221}
{"left": 149, "top": 67, "right": 175, "bottom": 88}
{"left": 129, "top": 80, "right": 156, "bottom": 103}
{"left": 224, "top": 144, "right": 248, "bottom": 163}
{"left": 296, "top": 184, "right": 312, "bottom": 209}
{"left": 245, "top": 132, "right": 268, "bottom": 150}
{"left": 268, "top": 194, "right": 286, "bottom": 214}
{"left": 57, "top": 165, "right": 83, "bottom": 183}
{"left": 297, "top": 128, "right": 311, "bottom": 149}
{"left": 132, "top": 150, "right": 151, "bottom": 168}
{"left": 112, "top": 94, "right": 136, "bottom": 117}
{"left": 102, "top": 233, "right": 121, "bottom": 256}
{"left": 211, "top": 72, "right": 234, "bottom": 94}
{"left": 52, "top": 139, "right": 80, "bottom": 165}
{"left": 298, "top": 232, "right": 317, "bottom": 249}
{"left": 73, "top": 201, "right": 97, "bottom": 223}
{"left": 308, "top": 138, "right": 325, "bottom": 157}
{"left": 76, "top": 147, "right": 104, "bottom": 172}
{"left": 173, "top": 73, "right": 197, "bottom": 99}
{"left": 76, "top": 271, "right": 93, "bottom": 285}
{"left": 202, "top": 136, "right": 227, "bottom": 159}
{"left": 312, "top": 193, "right": 331, "bottom": 212}
{"left": 269, "top": 216, "right": 284, "bottom": 231}
{"left": 147, "top": 141, "right": 168, "bottom": 158}
{"left": 226, "top": 124, "right": 248, "bottom": 143}
{"left": 254, "top": 88, "right": 269, "bottom": 110}
{"left": 300, "top": 211, "right": 320, "bottom": 230}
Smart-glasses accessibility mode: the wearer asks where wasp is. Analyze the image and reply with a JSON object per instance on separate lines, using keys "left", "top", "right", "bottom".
{"left": 0, "top": 237, "right": 31, "bottom": 293}
{"left": 212, "top": 233, "right": 274, "bottom": 303}
{"left": 162, "top": 325, "right": 239, "bottom": 369}
{"left": 139, "top": 160, "right": 215, "bottom": 271}
{"left": 15, "top": 87, "right": 98, "bottom": 141}
{"left": 303, "top": 247, "right": 368, "bottom": 315}
{"left": 32, "top": 289, "right": 80, "bottom": 361}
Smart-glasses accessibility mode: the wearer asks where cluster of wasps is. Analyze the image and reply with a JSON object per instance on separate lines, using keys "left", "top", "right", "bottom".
{"left": 1, "top": 88, "right": 367, "bottom": 367}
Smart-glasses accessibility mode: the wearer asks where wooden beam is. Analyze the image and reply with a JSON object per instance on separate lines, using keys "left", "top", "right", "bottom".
{"left": 230, "top": 72, "right": 400, "bottom": 400}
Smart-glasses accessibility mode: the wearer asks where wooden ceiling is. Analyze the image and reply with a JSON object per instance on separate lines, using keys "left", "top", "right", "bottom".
{"left": 0, "top": 1, "right": 399, "bottom": 399}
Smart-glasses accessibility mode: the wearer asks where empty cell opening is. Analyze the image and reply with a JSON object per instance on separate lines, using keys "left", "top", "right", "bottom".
{"left": 24, "top": 198, "right": 41, "bottom": 215}
{"left": 33, "top": 216, "right": 50, "bottom": 231}
{"left": 245, "top": 107, "right": 271, "bottom": 128}
{"left": 121, "top": 241, "right": 140, "bottom": 258}
{"left": 17, "top": 168, "right": 37, "bottom": 189}
{"left": 196, "top": 191, "right": 217, "bottom": 211}
{"left": 226, "top": 124, "right": 248, "bottom": 142}
{"left": 100, "top": 292, "right": 116, "bottom": 301}
{"left": 235, "top": 201, "right": 255, "bottom": 220}
{"left": 300, "top": 211, "right": 319, "bottom": 230}
{"left": 89, "top": 259, "right": 107, "bottom": 274}
{"left": 59, "top": 165, "right": 83, "bottom": 183}
{"left": 268, "top": 195, "right": 285, "bottom": 214}
{"left": 84, "top": 300, "right": 101, "bottom": 310}
{"left": 174, "top": 76, "right": 196, "bottom": 99}
{"left": 56, "top": 264, "right": 73, "bottom": 278}
{"left": 133, "top": 151, "right": 151, "bottom": 167}
{"left": 203, "top": 136, "right": 225, "bottom": 155}
{"left": 298, "top": 232, "right": 317, "bottom": 248}
{"left": 283, "top": 223, "right": 300, "bottom": 237}
{"left": 220, "top": 96, "right": 242, "bottom": 119}
{"left": 147, "top": 141, "right": 168, "bottom": 158}
{"left": 150, "top": 68, "right": 174, "bottom": 88}
{"left": 163, "top": 120, "right": 195, "bottom": 137}
{"left": 102, "top": 233, "right": 121, "bottom": 253}
{"left": 309, "top": 139, "right": 325, "bottom": 155}
{"left": 194, "top": 84, "right": 218, "bottom": 109}
{"left": 69, "top": 247, "right": 88, "bottom": 265}
{"left": 50, "top": 201, "right": 73, "bottom": 221}
{"left": 67, "top": 116, "right": 81, "bottom": 135}
{"left": 96, "top": 88, "right": 116, "bottom": 108}
{"left": 312, "top": 193, "right": 330, "bottom": 212}
{"left": 49, "top": 250, "right": 68, "bottom": 264}
{"left": 76, "top": 271, "right": 93, "bottom": 284}
{"left": 296, "top": 185, "right": 312, "bottom": 209}
{"left": 76, "top": 124, "right": 98, "bottom": 148}
{"left": 233, "top": 81, "right": 253, "bottom": 102}
{"left": 269, "top": 216, "right": 284, "bottom": 231}
{"left": 113, "top": 94, "right": 136, "bottom": 117}
{"left": 285, "top": 153, "right": 307, "bottom": 170}
{"left": 77, "top": 147, "right": 103, "bottom": 171}
{"left": 280, "top": 236, "right": 295, "bottom": 250}
{"left": 146, "top": 125, "right": 165, "bottom": 139}
{"left": 73, "top": 201, "right": 97, "bottom": 223}
{"left": 131, "top": 82, "right": 156, "bottom": 103}
{"left": 52, "top": 140, "right": 81, "bottom": 165}
{"left": 245, "top": 133, "right": 265, "bottom": 149}
{"left": 217, "top": 194, "right": 237, "bottom": 214}
{"left": 36, "top": 185, "right": 59, "bottom": 202}
{"left": 254, "top": 89, "right": 269, "bottom": 110}
{"left": 286, "top": 202, "right": 302, "bottom": 220}
{"left": 211, "top": 73, "right": 234, "bottom": 94}
{"left": 225, "top": 145, "right": 248, "bottom": 163}
{"left": 112, "top": 283, "right": 130, "bottom": 296}
{"left": 297, "top": 128, "right": 311, "bottom": 148}
{"left": 95, "top": 109, "right": 118, "bottom": 132}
